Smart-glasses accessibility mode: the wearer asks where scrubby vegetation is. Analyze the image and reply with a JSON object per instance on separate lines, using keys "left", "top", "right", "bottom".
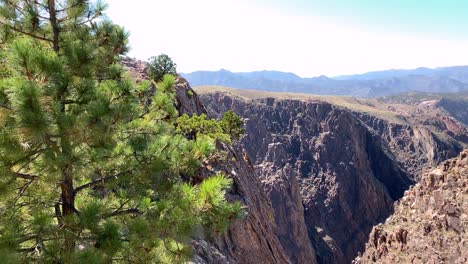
{"left": 0, "top": 0, "right": 241, "bottom": 262}
{"left": 176, "top": 110, "right": 244, "bottom": 143}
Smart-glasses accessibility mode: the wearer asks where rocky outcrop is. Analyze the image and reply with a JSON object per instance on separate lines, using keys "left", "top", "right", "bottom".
{"left": 190, "top": 140, "right": 293, "bottom": 264}
{"left": 354, "top": 150, "right": 468, "bottom": 264}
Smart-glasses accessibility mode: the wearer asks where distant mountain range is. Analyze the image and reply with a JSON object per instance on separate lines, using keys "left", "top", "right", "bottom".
{"left": 181, "top": 66, "right": 468, "bottom": 97}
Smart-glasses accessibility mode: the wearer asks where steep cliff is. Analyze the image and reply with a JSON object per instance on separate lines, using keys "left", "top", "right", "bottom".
{"left": 198, "top": 93, "right": 407, "bottom": 263}
{"left": 354, "top": 150, "right": 467, "bottom": 264}
{"left": 175, "top": 79, "right": 294, "bottom": 264}
{"left": 122, "top": 58, "right": 296, "bottom": 264}
{"left": 352, "top": 111, "right": 465, "bottom": 178}
{"left": 196, "top": 87, "right": 467, "bottom": 263}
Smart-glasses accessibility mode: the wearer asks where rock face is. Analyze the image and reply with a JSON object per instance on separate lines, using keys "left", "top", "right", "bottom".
{"left": 352, "top": 111, "right": 465, "bottom": 178}
{"left": 198, "top": 90, "right": 467, "bottom": 264}
{"left": 199, "top": 94, "right": 410, "bottom": 263}
{"left": 122, "top": 58, "right": 295, "bottom": 264}
{"left": 354, "top": 150, "right": 468, "bottom": 264}
{"left": 173, "top": 78, "right": 295, "bottom": 264}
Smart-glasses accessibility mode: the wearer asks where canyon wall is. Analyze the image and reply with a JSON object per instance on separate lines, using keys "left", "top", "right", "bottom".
{"left": 198, "top": 91, "right": 465, "bottom": 263}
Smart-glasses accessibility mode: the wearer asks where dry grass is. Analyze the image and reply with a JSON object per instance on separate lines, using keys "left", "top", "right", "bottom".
{"left": 194, "top": 86, "right": 409, "bottom": 124}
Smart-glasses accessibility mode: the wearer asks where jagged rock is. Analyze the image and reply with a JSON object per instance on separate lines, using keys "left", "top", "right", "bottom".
{"left": 355, "top": 150, "right": 468, "bottom": 264}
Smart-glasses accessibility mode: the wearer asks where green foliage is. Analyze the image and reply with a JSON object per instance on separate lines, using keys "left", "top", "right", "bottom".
{"left": 0, "top": 1, "right": 241, "bottom": 263}
{"left": 196, "top": 175, "right": 244, "bottom": 233}
{"left": 187, "top": 89, "right": 194, "bottom": 98}
{"left": 0, "top": 48, "right": 11, "bottom": 78}
{"left": 176, "top": 113, "right": 231, "bottom": 143}
{"left": 176, "top": 110, "right": 245, "bottom": 143}
{"left": 220, "top": 110, "right": 245, "bottom": 140}
{"left": 147, "top": 54, "right": 177, "bottom": 82}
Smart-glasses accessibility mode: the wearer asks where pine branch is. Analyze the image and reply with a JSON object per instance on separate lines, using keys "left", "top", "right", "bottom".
{"left": 62, "top": 99, "right": 78, "bottom": 104}
{"left": 4, "top": 0, "right": 27, "bottom": 16}
{"left": 16, "top": 179, "right": 35, "bottom": 194}
{"left": 163, "top": 238, "right": 181, "bottom": 256}
{"left": 17, "top": 234, "right": 38, "bottom": 244}
{"left": 55, "top": 0, "right": 85, "bottom": 13}
{"left": 12, "top": 179, "right": 35, "bottom": 206}
{"left": 18, "top": 246, "right": 37, "bottom": 252}
{"left": 106, "top": 208, "right": 141, "bottom": 217}
{"left": 7, "top": 0, "right": 50, "bottom": 20}
{"left": 15, "top": 151, "right": 43, "bottom": 174}
{"left": 74, "top": 15, "right": 99, "bottom": 26}
{"left": 0, "top": 21, "right": 53, "bottom": 42}
{"left": 74, "top": 170, "right": 130, "bottom": 193}
{"left": 14, "top": 172, "right": 39, "bottom": 180}
{"left": 22, "top": 56, "right": 32, "bottom": 80}
{"left": 30, "top": 0, "right": 48, "bottom": 9}
{"left": 32, "top": 66, "right": 45, "bottom": 81}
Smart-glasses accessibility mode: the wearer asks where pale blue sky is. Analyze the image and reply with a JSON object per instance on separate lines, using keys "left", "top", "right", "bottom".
{"left": 106, "top": 0, "right": 468, "bottom": 77}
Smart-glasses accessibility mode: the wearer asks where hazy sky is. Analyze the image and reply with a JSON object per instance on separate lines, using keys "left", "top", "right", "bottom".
{"left": 106, "top": 0, "right": 468, "bottom": 77}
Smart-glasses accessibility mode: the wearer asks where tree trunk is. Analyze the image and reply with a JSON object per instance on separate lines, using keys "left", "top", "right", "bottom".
{"left": 48, "top": 0, "right": 60, "bottom": 52}
{"left": 60, "top": 170, "right": 76, "bottom": 253}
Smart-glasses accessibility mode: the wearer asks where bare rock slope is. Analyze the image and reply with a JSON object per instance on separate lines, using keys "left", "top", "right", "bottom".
{"left": 354, "top": 150, "right": 467, "bottom": 264}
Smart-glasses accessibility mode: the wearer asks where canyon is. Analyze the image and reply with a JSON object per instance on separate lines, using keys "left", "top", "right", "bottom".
{"left": 195, "top": 86, "right": 467, "bottom": 263}
{"left": 124, "top": 59, "right": 467, "bottom": 264}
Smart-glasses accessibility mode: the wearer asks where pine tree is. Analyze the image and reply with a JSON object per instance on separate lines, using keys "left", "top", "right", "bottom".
{"left": 176, "top": 113, "right": 231, "bottom": 143}
{"left": 147, "top": 54, "right": 177, "bottom": 82}
{"left": 220, "top": 110, "right": 244, "bottom": 140}
{"left": 175, "top": 110, "right": 244, "bottom": 143}
{"left": 0, "top": 1, "right": 241, "bottom": 262}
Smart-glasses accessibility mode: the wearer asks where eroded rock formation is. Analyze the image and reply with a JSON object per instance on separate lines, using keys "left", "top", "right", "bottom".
{"left": 354, "top": 150, "right": 467, "bottom": 264}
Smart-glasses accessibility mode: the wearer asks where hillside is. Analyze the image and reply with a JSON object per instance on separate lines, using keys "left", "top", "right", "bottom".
{"left": 354, "top": 150, "right": 467, "bottom": 264}
{"left": 182, "top": 66, "right": 468, "bottom": 97}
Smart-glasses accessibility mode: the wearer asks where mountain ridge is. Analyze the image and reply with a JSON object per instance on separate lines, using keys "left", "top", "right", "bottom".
{"left": 182, "top": 65, "right": 468, "bottom": 97}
